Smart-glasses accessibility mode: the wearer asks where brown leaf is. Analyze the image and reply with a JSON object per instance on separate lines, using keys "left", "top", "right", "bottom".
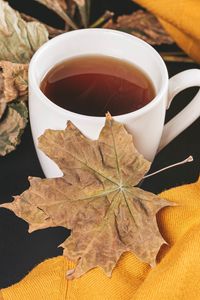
{"left": 35, "top": 0, "right": 67, "bottom": 14}
{"left": 104, "top": 10, "right": 174, "bottom": 45}
{"left": 73, "top": 0, "right": 85, "bottom": 5}
{"left": 0, "top": 74, "right": 5, "bottom": 118}
{"left": 2, "top": 191, "right": 55, "bottom": 232}
{"left": 0, "top": 101, "right": 28, "bottom": 155}
{"left": 1, "top": 115, "right": 173, "bottom": 277}
{"left": 34, "top": 0, "right": 78, "bottom": 29}
{"left": 0, "top": 0, "right": 48, "bottom": 63}
{"left": 73, "top": 0, "right": 90, "bottom": 27}
{"left": 0, "top": 61, "right": 28, "bottom": 121}
{"left": 0, "top": 102, "right": 6, "bottom": 119}
{"left": 21, "top": 1, "right": 77, "bottom": 37}
{"left": 66, "top": 0, "right": 76, "bottom": 18}
{"left": 20, "top": 13, "right": 65, "bottom": 38}
{"left": 0, "top": 61, "right": 28, "bottom": 104}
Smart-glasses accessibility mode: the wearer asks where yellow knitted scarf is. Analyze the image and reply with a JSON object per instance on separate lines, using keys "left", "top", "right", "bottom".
{"left": 134, "top": 0, "right": 200, "bottom": 63}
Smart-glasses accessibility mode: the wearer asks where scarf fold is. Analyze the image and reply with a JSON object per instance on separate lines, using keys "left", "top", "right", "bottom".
{"left": 134, "top": 0, "right": 200, "bottom": 63}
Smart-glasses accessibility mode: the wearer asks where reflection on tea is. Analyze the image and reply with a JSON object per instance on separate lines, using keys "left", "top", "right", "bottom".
{"left": 40, "top": 55, "right": 155, "bottom": 116}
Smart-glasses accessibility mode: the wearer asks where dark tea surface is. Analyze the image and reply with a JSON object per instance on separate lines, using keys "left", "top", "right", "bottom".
{"left": 40, "top": 55, "right": 155, "bottom": 116}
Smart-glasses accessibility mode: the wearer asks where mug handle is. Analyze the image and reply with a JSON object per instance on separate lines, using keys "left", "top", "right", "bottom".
{"left": 158, "top": 69, "right": 200, "bottom": 152}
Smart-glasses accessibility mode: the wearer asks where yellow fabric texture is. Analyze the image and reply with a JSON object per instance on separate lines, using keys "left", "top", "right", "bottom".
{"left": 1, "top": 177, "right": 200, "bottom": 299}
{"left": 133, "top": 0, "right": 200, "bottom": 63}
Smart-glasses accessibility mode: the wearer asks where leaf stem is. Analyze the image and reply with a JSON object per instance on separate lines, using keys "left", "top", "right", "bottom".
{"left": 143, "top": 156, "right": 193, "bottom": 179}
{"left": 90, "top": 10, "right": 114, "bottom": 28}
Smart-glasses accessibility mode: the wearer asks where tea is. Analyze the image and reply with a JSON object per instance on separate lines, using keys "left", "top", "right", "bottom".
{"left": 40, "top": 55, "right": 155, "bottom": 116}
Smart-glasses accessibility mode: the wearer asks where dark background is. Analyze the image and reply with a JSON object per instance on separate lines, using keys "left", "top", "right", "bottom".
{"left": 0, "top": 0, "right": 199, "bottom": 288}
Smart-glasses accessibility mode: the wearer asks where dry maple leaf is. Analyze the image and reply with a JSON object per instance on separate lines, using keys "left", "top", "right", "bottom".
{"left": 34, "top": 0, "right": 78, "bottom": 29}
{"left": 0, "top": 74, "right": 5, "bottom": 119}
{"left": 104, "top": 10, "right": 173, "bottom": 45}
{"left": 0, "top": 61, "right": 28, "bottom": 104}
{"left": 0, "top": 61, "right": 28, "bottom": 150}
{"left": 35, "top": 0, "right": 67, "bottom": 17}
{"left": 73, "top": 0, "right": 90, "bottom": 27}
{"left": 20, "top": 12, "right": 65, "bottom": 38}
{"left": 0, "top": 102, "right": 6, "bottom": 119}
{"left": 0, "top": 102, "right": 28, "bottom": 155}
{"left": 1, "top": 114, "right": 173, "bottom": 278}
{"left": 0, "top": 0, "right": 48, "bottom": 63}
{"left": 0, "top": 0, "right": 48, "bottom": 155}
{"left": 73, "top": 0, "right": 86, "bottom": 26}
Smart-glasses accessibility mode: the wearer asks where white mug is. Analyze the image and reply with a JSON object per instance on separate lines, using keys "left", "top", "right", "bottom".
{"left": 29, "top": 29, "right": 200, "bottom": 178}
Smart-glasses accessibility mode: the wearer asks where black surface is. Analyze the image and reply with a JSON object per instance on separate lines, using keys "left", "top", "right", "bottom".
{"left": 0, "top": 1, "right": 199, "bottom": 289}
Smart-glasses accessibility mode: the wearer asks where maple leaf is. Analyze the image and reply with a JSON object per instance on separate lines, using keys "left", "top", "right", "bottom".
{"left": 0, "top": 102, "right": 28, "bottom": 156}
{"left": 0, "top": 61, "right": 28, "bottom": 105}
{"left": 0, "top": 0, "right": 48, "bottom": 63}
{"left": 1, "top": 115, "right": 173, "bottom": 278}
{"left": 20, "top": 12, "right": 65, "bottom": 39}
{"left": 0, "top": 0, "right": 49, "bottom": 155}
{"left": 0, "top": 61, "right": 28, "bottom": 155}
{"left": 104, "top": 10, "right": 173, "bottom": 45}
{"left": 34, "top": 0, "right": 78, "bottom": 30}
{"left": 34, "top": 0, "right": 67, "bottom": 19}
{"left": 73, "top": 0, "right": 90, "bottom": 27}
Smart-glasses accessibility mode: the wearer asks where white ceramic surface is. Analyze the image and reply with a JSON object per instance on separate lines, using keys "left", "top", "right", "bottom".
{"left": 29, "top": 29, "right": 200, "bottom": 178}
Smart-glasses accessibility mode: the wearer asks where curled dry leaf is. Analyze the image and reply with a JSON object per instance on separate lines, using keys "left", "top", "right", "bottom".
{"left": 0, "top": 0, "right": 48, "bottom": 63}
{"left": 0, "top": 102, "right": 6, "bottom": 119}
{"left": 36, "top": 0, "right": 67, "bottom": 12}
{"left": 0, "top": 101, "right": 28, "bottom": 156}
{"left": 34, "top": 0, "right": 78, "bottom": 29}
{"left": 22, "top": 1, "right": 77, "bottom": 36}
{"left": 73, "top": 0, "right": 85, "bottom": 5}
{"left": 1, "top": 115, "right": 174, "bottom": 278}
{"left": 0, "top": 61, "right": 28, "bottom": 105}
{"left": 0, "top": 61, "right": 28, "bottom": 121}
{"left": 73, "top": 0, "right": 90, "bottom": 27}
{"left": 0, "top": 73, "right": 5, "bottom": 118}
{"left": 66, "top": 0, "right": 76, "bottom": 18}
{"left": 34, "top": 0, "right": 67, "bottom": 18}
{"left": 0, "top": 0, "right": 48, "bottom": 154}
{"left": 20, "top": 13, "right": 65, "bottom": 38}
{"left": 104, "top": 10, "right": 174, "bottom": 45}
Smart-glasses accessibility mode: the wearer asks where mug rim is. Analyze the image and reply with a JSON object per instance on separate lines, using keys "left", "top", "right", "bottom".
{"left": 29, "top": 28, "right": 169, "bottom": 120}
